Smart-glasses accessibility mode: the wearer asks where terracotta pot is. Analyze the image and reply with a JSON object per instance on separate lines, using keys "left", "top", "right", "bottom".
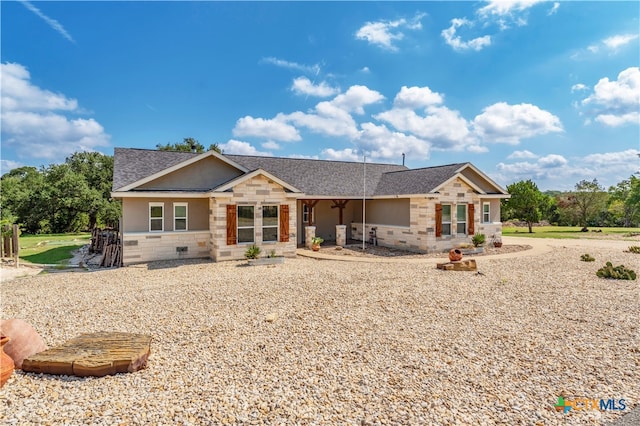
{"left": 494, "top": 242, "right": 503, "bottom": 248}
{"left": 1, "top": 336, "right": 14, "bottom": 388}
{"left": 449, "top": 248, "right": 463, "bottom": 262}
{"left": 311, "top": 244, "right": 320, "bottom": 252}
{"left": 0, "top": 319, "right": 47, "bottom": 369}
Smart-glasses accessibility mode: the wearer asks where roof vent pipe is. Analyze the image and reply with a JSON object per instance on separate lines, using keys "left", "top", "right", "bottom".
{"left": 402, "top": 153, "right": 405, "bottom": 166}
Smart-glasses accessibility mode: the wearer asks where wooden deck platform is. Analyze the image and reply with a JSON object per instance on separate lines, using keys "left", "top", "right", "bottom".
{"left": 22, "top": 332, "right": 151, "bottom": 377}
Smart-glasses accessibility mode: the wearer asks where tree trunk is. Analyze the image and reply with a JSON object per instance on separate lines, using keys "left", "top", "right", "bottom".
{"left": 527, "top": 221, "right": 533, "bottom": 233}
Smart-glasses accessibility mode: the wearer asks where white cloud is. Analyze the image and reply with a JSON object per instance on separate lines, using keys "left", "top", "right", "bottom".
{"left": 285, "top": 103, "right": 359, "bottom": 138}
{"left": 260, "top": 57, "right": 320, "bottom": 75}
{"left": 571, "top": 83, "right": 588, "bottom": 92}
{"left": 581, "top": 67, "right": 640, "bottom": 127}
{"left": 20, "top": 0, "right": 74, "bottom": 43}
{"left": 441, "top": 18, "right": 492, "bottom": 51}
{"left": 331, "top": 85, "right": 385, "bottom": 114}
{"left": 478, "top": 0, "right": 546, "bottom": 18}
{"left": 361, "top": 67, "right": 370, "bottom": 73}
{"left": 548, "top": 2, "right": 560, "bottom": 15}
{"left": 393, "top": 86, "right": 443, "bottom": 109}
{"left": 321, "top": 148, "right": 361, "bottom": 162}
{"left": 355, "top": 13, "right": 425, "bottom": 51}
{"left": 0, "top": 62, "right": 110, "bottom": 162}
{"left": 507, "top": 150, "right": 538, "bottom": 159}
{"left": 232, "top": 114, "right": 301, "bottom": 141}
{"left": 291, "top": 77, "right": 339, "bottom": 98}
{"left": 497, "top": 149, "right": 640, "bottom": 189}
{"left": 472, "top": 102, "right": 563, "bottom": 144}
{"left": 0, "top": 159, "right": 23, "bottom": 175}
{"left": 355, "top": 122, "right": 432, "bottom": 161}
{"left": 1, "top": 63, "right": 77, "bottom": 111}
{"left": 375, "top": 105, "right": 474, "bottom": 150}
{"left": 582, "top": 149, "right": 640, "bottom": 168}
{"left": 218, "top": 140, "right": 272, "bottom": 156}
{"left": 603, "top": 34, "right": 639, "bottom": 50}
{"left": 261, "top": 141, "right": 281, "bottom": 150}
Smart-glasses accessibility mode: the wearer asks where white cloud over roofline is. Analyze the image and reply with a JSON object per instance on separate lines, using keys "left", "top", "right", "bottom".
{"left": 219, "top": 139, "right": 273, "bottom": 156}
{"left": 232, "top": 114, "right": 301, "bottom": 142}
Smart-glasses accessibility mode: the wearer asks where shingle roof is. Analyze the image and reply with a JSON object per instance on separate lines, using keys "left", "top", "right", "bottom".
{"left": 112, "top": 148, "right": 502, "bottom": 197}
{"left": 375, "top": 163, "right": 467, "bottom": 195}
{"left": 225, "top": 154, "right": 407, "bottom": 197}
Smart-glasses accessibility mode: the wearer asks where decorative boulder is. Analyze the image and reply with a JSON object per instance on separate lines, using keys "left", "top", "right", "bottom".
{"left": 0, "top": 319, "right": 47, "bottom": 369}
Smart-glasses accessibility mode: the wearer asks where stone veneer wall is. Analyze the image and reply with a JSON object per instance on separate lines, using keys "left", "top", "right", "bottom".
{"left": 351, "top": 177, "right": 503, "bottom": 253}
{"left": 122, "top": 231, "right": 210, "bottom": 265}
{"left": 210, "top": 175, "right": 297, "bottom": 261}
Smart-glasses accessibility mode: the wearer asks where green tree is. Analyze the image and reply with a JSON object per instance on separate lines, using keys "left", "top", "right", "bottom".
{"left": 65, "top": 152, "right": 120, "bottom": 228}
{"left": 504, "top": 179, "right": 544, "bottom": 233}
{"left": 569, "top": 179, "right": 607, "bottom": 228}
{"left": 0, "top": 166, "right": 47, "bottom": 233}
{"left": 156, "top": 137, "right": 222, "bottom": 153}
{"left": 608, "top": 176, "right": 640, "bottom": 227}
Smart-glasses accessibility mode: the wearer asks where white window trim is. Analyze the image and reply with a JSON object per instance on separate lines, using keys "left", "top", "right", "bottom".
{"left": 237, "top": 205, "right": 255, "bottom": 244}
{"left": 173, "top": 202, "right": 188, "bottom": 231}
{"left": 442, "top": 204, "right": 452, "bottom": 236}
{"left": 483, "top": 202, "right": 491, "bottom": 223}
{"left": 457, "top": 204, "right": 467, "bottom": 236}
{"left": 149, "top": 202, "right": 164, "bottom": 232}
{"left": 262, "top": 204, "right": 279, "bottom": 243}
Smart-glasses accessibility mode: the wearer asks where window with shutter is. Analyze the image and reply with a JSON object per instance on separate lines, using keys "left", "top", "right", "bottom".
{"left": 468, "top": 204, "right": 475, "bottom": 235}
{"left": 435, "top": 204, "right": 442, "bottom": 237}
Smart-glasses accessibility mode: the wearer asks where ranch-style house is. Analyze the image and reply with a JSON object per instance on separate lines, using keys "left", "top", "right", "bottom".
{"left": 111, "top": 148, "right": 509, "bottom": 264}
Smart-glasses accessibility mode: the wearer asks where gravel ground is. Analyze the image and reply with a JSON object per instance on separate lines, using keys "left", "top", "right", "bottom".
{"left": 1, "top": 242, "right": 638, "bottom": 425}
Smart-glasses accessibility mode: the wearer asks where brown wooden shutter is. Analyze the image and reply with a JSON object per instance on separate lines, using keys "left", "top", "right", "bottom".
{"left": 435, "top": 204, "right": 442, "bottom": 237}
{"left": 279, "top": 204, "right": 289, "bottom": 242}
{"left": 226, "top": 204, "right": 237, "bottom": 245}
{"left": 468, "top": 203, "right": 475, "bottom": 235}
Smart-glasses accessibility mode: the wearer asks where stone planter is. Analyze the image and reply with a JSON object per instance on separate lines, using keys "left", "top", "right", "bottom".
{"left": 248, "top": 257, "right": 285, "bottom": 266}
{"left": 460, "top": 247, "right": 484, "bottom": 255}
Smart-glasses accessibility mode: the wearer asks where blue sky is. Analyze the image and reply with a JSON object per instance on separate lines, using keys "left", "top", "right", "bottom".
{"left": 1, "top": 1, "right": 638, "bottom": 190}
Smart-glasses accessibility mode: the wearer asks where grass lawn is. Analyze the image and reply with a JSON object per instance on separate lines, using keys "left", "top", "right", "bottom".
{"left": 503, "top": 225, "right": 640, "bottom": 239}
{"left": 18, "top": 233, "right": 91, "bottom": 265}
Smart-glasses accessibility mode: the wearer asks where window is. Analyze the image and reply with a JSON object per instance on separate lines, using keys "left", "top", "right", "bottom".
{"left": 262, "top": 205, "right": 278, "bottom": 242}
{"left": 483, "top": 202, "right": 490, "bottom": 223}
{"left": 149, "top": 203, "right": 164, "bottom": 232}
{"left": 457, "top": 204, "right": 467, "bottom": 235}
{"left": 302, "top": 204, "right": 314, "bottom": 224}
{"left": 174, "top": 203, "right": 188, "bottom": 231}
{"left": 442, "top": 204, "right": 451, "bottom": 236}
{"left": 237, "top": 205, "right": 255, "bottom": 243}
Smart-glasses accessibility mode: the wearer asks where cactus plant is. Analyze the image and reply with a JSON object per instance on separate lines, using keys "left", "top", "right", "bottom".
{"left": 596, "top": 262, "right": 636, "bottom": 280}
{"left": 580, "top": 254, "right": 595, "bottom": 262}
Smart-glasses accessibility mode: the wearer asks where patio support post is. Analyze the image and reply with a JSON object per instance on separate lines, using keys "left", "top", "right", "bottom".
{"left": 336, "top": 225, "right": 346, "bottom": 247}
{"left": 305, "top": 226, "right": 316, "bottom": 249}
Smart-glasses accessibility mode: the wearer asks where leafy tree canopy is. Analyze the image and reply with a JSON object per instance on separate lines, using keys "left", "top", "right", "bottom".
{"left": 156, "top": 137, "right": 221, "bottom": 153}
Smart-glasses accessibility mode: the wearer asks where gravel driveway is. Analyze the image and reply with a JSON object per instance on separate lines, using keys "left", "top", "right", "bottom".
{"left": 1, "top": 237, "right": 638, "bottom": 425}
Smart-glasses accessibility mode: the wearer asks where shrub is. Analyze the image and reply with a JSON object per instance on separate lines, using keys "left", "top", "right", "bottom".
{"left": 311, "top": 237, "right": 324, "bottom": 245}
{"left": 580, "top": 254, "right": 595, "bottom": 262}
{"left": 244, "top": 244, "right": 261, "bottom": 259}
{"left": 627, "top": 246, "right": 640, "bottom": 254}
{"left": 471, "top": 233, "right": 486, "bottom": 247}
{"left": 596, "top": 262, "right": 636, "bottom": 280}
